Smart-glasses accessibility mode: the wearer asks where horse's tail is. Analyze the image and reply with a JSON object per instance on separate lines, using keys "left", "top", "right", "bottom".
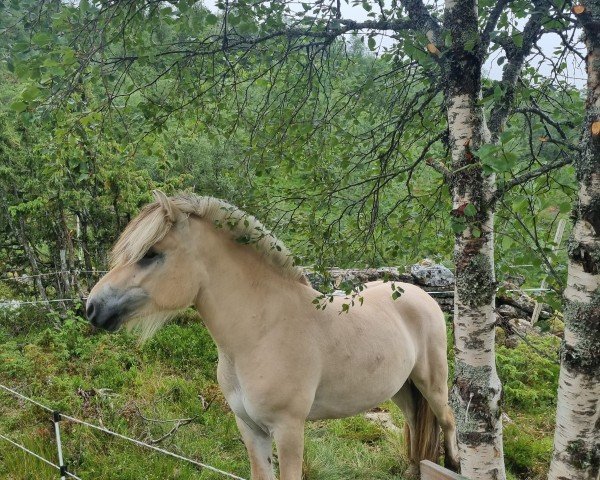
{"left": 404, "top": 380, "right": 440, "bottom": 465}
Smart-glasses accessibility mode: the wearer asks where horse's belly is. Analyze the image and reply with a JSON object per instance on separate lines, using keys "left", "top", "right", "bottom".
{"left": 307, "top": 357, "right": 412, "bottom": 420}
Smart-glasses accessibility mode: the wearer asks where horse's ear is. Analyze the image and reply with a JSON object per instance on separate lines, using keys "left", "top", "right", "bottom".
{"left": 152, "top": 190, "right": 183, "bottom": 223}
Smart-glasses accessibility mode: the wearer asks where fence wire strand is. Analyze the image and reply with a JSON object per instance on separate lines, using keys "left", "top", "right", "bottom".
{"left": 0, "top": 433, "right": 82, "bottom": 480}
{"left": 0, "top": 382, "right": 247, "bottom": 480}
{"left": 60, "top": 413, "right": 246, "bottom": 480}
{"left": 0, "top": 271, "right": 107, "bottom": 281}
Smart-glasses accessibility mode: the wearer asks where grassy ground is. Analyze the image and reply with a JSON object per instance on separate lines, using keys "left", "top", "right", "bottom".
{"left": 0, "top": 306, "right": 560, "bottom": 480}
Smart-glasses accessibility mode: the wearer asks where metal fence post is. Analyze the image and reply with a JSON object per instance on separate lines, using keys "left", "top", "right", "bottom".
{"left": 52, "top": 411, "right": 66, "bottom": 480}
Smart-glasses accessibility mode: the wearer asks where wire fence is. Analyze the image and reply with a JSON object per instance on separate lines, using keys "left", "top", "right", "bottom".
{"left": 0, "top": 433, "right": 82, "bottom": 480}
{"left": 0, "top": 383, "right": 247, "bottom": 480}
{"left": 0, "top": 271, "right": 108, "bottom": 282}
{"left": 0, "top": 266, "right": 560, "bottom": 478}
{"left": 0, "top": 270, "right": 103, "bottom": 308}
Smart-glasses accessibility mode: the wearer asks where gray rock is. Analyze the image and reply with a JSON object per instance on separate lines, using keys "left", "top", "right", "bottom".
{"left": 410, "top": 260, "right": 455, "bottom": 287}
{"left": 508, "top": 318, "right": 536, "bottom": 336}
{"left": 497, "top": 304, "right": 519, "bottom": 318}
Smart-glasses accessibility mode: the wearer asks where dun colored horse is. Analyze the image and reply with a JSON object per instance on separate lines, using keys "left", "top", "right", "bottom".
{"left": 86, "top": 191, "right": 459, "bottom": 479}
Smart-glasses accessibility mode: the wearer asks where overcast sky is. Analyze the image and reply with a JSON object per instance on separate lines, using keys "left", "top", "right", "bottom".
{"left": 202, "top": 0, "right": 586, "bottom": 89}
{"left": 337, "top": 2, "right": 586, "bottom": 88}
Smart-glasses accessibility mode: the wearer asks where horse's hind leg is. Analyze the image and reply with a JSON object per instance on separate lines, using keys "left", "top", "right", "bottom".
{"left": 392, "top": 383, "right": 420, "bottom": 477}
{"left": 235, "top": 416, "right": 275, "bottom": 480}
{"left": 410, "top": 368, "right": 460, "bottom": 472}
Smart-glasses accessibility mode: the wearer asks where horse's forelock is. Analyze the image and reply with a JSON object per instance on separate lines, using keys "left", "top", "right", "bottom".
{"left": 110, "top": 203, "right": 173, "bottom": 268}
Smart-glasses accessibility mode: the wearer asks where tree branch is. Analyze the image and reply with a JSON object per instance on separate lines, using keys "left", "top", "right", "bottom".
{"left": 513, "top": 107, "right": 571, "bottom": 139}
{"left": 488, "top": 0, "right": 553, "bottom": 141}
{"left": 399, "top": 0, "right": 441, "bottom": 41}
{"left": 493, "top": 155, "right": 573, "bottom": 201}
{"left": 480, "top": 0, "right": 512, "bottom": 54}
{"left": 425, "top": 157, "right": 452, "bottom": 181}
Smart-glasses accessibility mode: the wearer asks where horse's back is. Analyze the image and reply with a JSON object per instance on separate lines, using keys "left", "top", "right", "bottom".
{"left": 358, "top": 281, "right": 446, "bottom": 333}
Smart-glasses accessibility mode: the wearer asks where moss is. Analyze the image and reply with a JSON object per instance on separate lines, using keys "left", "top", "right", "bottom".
{"left": 451, "top": 359, "right": 501, "bottom": 447}
{"left": 496, "top": 336, "right": 560, "bottom": 412}
{"left": 581, "top": 193, "right": 600, "bottom": 233}
{"left": 562, "top": 291, "right": 600, "bottom": 377}
{"left": 455, "top": 252, "right": 496, "bottom": 307}
{"left": 566, "top": 439, "right": 600, "bottom": 474}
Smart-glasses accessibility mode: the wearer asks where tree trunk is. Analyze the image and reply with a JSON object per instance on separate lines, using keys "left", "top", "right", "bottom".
{"left": 443, "top": 1, "right": 505, "bottom": 478}
{"left": 14, "top": 215, "right": 50, "bottom": 305}
{"left": 548, "top": 3, "right": 600, "bottom": 478}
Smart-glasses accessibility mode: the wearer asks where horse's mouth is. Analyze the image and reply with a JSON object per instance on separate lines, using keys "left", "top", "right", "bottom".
{"left": 99, "top": 313, "right": 124, "bottom": 332}
{"left": 87, "top": 287, "right": 148, "bottom": 332}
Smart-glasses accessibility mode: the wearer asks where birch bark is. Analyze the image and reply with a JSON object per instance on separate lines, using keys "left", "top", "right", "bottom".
{"left": 548, "top": 3, "right": 600, "bottom": 478}
{"left": 443, "top": 0, "right": 505, "bottom": 478}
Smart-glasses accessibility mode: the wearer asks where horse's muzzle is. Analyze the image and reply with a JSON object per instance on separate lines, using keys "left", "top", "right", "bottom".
{"left": 86, "top": 287, "right": 147, "bottom": 332}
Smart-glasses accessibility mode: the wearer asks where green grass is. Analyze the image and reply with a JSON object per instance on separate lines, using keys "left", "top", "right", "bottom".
{"left": 0, "top": 309, "right": 560, "bottom": 479}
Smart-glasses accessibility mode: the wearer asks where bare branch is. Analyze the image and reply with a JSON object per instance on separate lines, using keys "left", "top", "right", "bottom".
{"left": 513, "top": 106, "right": 571, "bottom": 139}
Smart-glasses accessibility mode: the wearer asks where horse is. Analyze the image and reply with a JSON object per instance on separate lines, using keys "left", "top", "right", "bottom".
{"left": 86, "top": 190, "right": 459, "bottom": 479}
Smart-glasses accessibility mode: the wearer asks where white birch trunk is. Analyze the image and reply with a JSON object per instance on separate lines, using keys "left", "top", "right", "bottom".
{"left": 444, "top": 1, "right": 506, "bottom": 478}
{"left": 548, "top": 3, "right": 600, "bottom": 478}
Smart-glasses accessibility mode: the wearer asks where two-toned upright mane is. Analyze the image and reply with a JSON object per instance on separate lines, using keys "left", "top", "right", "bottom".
{"left": 110, "top": 193, "right": 308, "bottom": 284}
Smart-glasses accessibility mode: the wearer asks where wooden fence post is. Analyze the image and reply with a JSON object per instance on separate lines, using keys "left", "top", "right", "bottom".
{"left": 420, "top": 460, "right": 470, "bottom": 480}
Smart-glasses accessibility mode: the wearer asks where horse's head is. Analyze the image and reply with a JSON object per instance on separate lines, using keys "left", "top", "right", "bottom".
{"left": 86, "top": 190, "right": 201, "bottom": 338}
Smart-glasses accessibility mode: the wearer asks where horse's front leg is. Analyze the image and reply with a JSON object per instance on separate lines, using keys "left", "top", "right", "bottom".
{"left": 273, "top": 418, "right": 305, "bottom": 480}
{"left": 235, "top": 416, "right": 275, "bottom": 480}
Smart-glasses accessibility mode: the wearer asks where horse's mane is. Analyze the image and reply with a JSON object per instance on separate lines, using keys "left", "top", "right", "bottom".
{"left": 110, "top": 193, "right": 308, "bottom": 284}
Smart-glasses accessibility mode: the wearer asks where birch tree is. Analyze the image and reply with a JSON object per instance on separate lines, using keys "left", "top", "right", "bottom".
{"left": 441, "top": 0, "right": 505, "bottom": 476}
{"left": 549, "top": 3, "right": 600, "bottom": 478}
{"left": 10, "top": 1, "right": 579, "bottom": 478}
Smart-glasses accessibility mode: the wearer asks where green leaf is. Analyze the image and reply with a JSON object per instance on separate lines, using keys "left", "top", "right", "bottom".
{"left": 32, "top": 32, "right": 52, "bottom": 46}
{"left": 206, "top": 13, "right": 218, "bottom": 25}
{"left": 22, "top": 86, "right": 40, "bottom": 102}
{"left": 513, "top": 33, "right": 523, "bottom": 49}
{"left": 558, "top": 202, "right": 571, "bottom": 214}
{"left": 10, "top": 101, "right": 27, "bottom": 113}
{"left": 493, "top": 84, "right": 502, "bottom": 99}
{"left": 368, "top": 36, "right": 376, "bottom": 51}
{"left": 451, "top": 217, "right": 467, "bottom": 234}
{"left": 464, "top": 203, "right": 477, "bottom": 217}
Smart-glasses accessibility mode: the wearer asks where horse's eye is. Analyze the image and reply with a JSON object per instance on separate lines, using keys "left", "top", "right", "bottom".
{"left": 143, "top": 249, "right": 159, "bottom": 260}
{"left": 138, "top": 249, "right": 161, "bottom": 266}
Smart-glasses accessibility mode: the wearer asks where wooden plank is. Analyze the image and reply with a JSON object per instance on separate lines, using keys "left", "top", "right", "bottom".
{"left": 420, "top": 460, "right": 469, "bottom": 480}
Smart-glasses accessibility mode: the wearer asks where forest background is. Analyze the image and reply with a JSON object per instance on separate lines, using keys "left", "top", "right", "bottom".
{"left": 0, "top": 1, "right": 590, "bottom": 479}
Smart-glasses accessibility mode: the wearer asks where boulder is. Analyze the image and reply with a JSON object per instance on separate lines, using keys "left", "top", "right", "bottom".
{"left": 410, "top": 259, "right": 454, "bottom": 287}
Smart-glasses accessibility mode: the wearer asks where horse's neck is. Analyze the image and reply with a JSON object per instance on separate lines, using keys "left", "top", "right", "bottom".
{"left": 191, "top": 221, "right": 304, "bottom": 354}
